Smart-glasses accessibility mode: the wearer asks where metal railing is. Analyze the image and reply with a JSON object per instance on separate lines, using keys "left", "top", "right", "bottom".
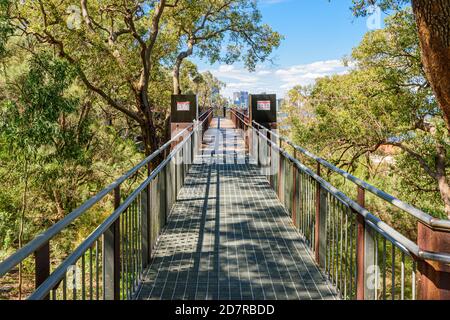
{"left": 230, "top": 108, "right": 450, "bottom": 300}
{"left": 0, "top": 109, "right": 213, "bottom": 300}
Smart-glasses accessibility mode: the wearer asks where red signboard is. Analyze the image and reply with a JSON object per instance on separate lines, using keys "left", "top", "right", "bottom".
{"left": 257, "top": 100, "right": 271, "bottom": 111}
{"left": 177, "top": 101, "right": 190, "bottom": 111}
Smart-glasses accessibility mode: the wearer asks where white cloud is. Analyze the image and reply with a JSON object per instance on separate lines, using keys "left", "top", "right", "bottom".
{"left": 206, "top": 59, "right": 350, "bottom": 99}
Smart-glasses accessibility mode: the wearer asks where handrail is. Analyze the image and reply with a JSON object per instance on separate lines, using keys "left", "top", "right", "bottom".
{"left": 0, "top": 109, "right": 213, "bottom": 278}
{"left": 231, "top": 113, "right": 450, "bottom": 264}
{"left": 251, "top": 120, "right": 450, "bottom": 231}
{"left": 27, "top": 124, "right": 199, "bottom": 300}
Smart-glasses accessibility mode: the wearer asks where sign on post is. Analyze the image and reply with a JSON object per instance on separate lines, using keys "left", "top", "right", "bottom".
{"left": 177, "top": 101, "right": 190, "bottom": 112}
{"left": 257, "top": 100, "right": 271, "bottom": 111}
{"left": 171, "top": 95, "right": 197, "bottom": 123}
{"left": 249, "top": 94, "right": 277, "bottom": 127}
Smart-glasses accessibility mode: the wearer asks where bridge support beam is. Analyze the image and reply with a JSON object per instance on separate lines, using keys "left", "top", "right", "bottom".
{"left": 417, "top": 223, "right": 450, "bottom": 300}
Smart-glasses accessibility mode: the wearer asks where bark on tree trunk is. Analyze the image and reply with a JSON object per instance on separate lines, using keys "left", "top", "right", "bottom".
{"left": 173, "top": 60, "right": 182, "bottom": 95}
{"left": 412, "top": 0, "right": 450, "bottom": 132}
{"left": 172, "top": 40, "right": 195, "bottom": 95}
{"left": 435, "top": 143, "right": 450, "bottom": 218}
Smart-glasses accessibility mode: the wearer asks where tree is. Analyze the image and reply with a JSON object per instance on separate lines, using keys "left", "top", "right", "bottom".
{"left": 4, "top": 0, "right": 185, "bottom": 156}
{"left": 351, "top": 0, "right": 450, "bottom": 132}
{"left": 289, "top": 9, "right": 449, "bottom": 218}
{"left": 0, "top": 49, "right": 144, "bottom": 299}
{"left": 169, "top": 0, "right": 282, "bottom": 94}
{"left": 0, "top": 52, "right": 78, "bottom": 298}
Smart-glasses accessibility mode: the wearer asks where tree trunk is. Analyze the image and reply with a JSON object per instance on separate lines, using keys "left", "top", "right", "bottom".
{"left": 173, "top": 59, "right": 182, "bottom": 95}
{"left": 412, "top": 0, "right": 450, "bottom": 132}
{"left": 435, "top": 143, "right": 450, "bottom": 218}
{"left": 172, "top": 39, "right": 195, "bottom": 95}
{"left": 438, "top": 175, "right": 450, "bottom": 218}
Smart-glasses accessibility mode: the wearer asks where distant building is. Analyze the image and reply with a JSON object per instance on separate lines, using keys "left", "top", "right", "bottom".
{"left": 277, "top": 98, "right": 284, "bottom": 111}
{"left": 233, "top": 91, "right": 249, "bottom": 109}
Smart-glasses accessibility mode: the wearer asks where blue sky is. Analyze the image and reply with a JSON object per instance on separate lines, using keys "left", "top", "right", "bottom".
{"left": 194, "top": 0, "right": 386, "bottom": 99}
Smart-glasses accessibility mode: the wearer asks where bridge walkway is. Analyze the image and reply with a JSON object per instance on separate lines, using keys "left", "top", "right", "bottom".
{"left": 136, "top": 118, "right": 337, "bottom": 300}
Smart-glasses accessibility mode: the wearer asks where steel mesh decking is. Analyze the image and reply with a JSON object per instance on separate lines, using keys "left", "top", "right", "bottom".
{"left": 137, "top": 119, "right": 337, "bottom": 300}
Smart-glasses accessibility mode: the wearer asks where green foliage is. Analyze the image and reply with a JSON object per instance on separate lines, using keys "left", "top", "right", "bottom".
{"left": 287, "top": 8, "right": 449, "bottom": 220}
{"left": 1, "top": 53, "right": 77, "bottom": 152}
{"left": 0, "top": 51, "right": 143, "bottom": 256}
{"left": 0, "top": 0, "right": 13, "bottom": 58}
{"left": 351, "top": 0, "right": 409, "bottom": 16}
{"left": 175, "top": 0, "right": 282, "bottom": 71}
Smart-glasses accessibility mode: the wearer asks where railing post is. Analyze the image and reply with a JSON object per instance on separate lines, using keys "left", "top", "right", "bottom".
{"left": 103, "top": 186, "right": 121, "bottom": 300}
{"left": 34, "top": 241, "right": 50, "bottom": 300}
{"left": 356, "top": 186, "right": 365, "bottom": 300}
{"left": 355, "top": 186, "right": 376, "bottom": 300}
{"left": 277, "top": 138, "right": 283, "bottom": 200}
{"left": 141, "top": 165, "right": 151, "bottom": 267}
{"left": 292, "top": 163, "right": 297, "bottom": 227}
{"left": 417, "top": 223, "right": 450, "bottom": 300}
{"left": 315, "top": 163, "right": 327, "bottom": 267}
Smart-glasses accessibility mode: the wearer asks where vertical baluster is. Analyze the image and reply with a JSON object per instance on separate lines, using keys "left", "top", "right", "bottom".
{"left": 138, "top": 192, "right": 142, "bottom": 280}
{"left": 72, "top": 262, "right": 77, "bottom": 300}
{"left": 134, "top": 197, "right": 139, "bottom": 289}
{"left": 401, "top": 252, "right": 405, "bottom": 300}
{"left": 96, "top": 240, "right": 99, "bottom": 300}
{"left": 128, "top": 205, "right": 132, "bottom": 297}
{"left": 89, "top": 246, "right": 93, "bottom": 300}
{"left": 131, "top": 200, "right": 135, "bottom": 292}
{"left": 412, "top": 262, "right": 416, "bottom": 300}
{"left": 326, "top": 193, "right": 331, "bottom": 277}
{"left": 383, "top": 238, "right": 387, "bottom": 300}
{"left": 124, "top": 209, "right": 129, "bottom": 300}
{"left": 334, "top": 197, "right": 339, "bottom": 287}
{"left": 374, "top": 233, "right": 379, "bottom": 300}
{"left": 125, "top": 208, "right": 129, "bottom": 298}
{"left": 391, "top": 245, "right": 396, "bottom": 300}
{"left": 349, "top": 209, "right": 354, "bottom": 299}
{"left": 344, "top": 207, "right": 348, "bottom": 299}
{"left": 330, "top": 195, "right": 335, "bottom": 285}
{"left": 339, "top": 202, "right": 344, "bottom": 294}
{"left": 63, "top": 276, "right": 67, "bottom": 300}
{"left": 308, "top": 176, "right": 314, "bottom": 245}
{"left": 121, "top": 212, "right": 125, "bottom": 300}
{"left": 356, "top": 186, "right": 366, "bottom": 300}
{"left": 82, "top": 254, "right": 86, "bottom": 300}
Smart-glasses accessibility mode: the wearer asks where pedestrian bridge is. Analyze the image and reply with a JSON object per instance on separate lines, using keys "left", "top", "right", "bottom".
{"left": 1, "top": 109, "right": 450, "bottom": 300}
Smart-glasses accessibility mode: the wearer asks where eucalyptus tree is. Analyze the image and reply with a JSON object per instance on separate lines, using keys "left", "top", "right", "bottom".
{"left": 169, "top": 0, "right": 282, "bottom": 94}
{"left": 0, "top": 52, "right": 78, "bottom": 298}
{"left": 352, "top": 0, "right": 450, "bottom": 132}
{"left": 290, "top": 9, "right": 449, "bottom": 217}
{"left": 4, "top": 0, "right": 183, "bottom": 155}
{"left": 178, "top": 61, "right": 226, "bottom": 110}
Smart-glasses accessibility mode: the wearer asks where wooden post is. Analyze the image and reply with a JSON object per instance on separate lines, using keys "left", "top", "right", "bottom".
{"left": 34, "top": 242, "right": 50, "bottom": 300}
{"left": 417, "top": 223, "right": 450, "bottom": 300}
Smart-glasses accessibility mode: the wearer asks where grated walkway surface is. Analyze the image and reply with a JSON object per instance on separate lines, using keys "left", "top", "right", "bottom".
{"left": 137, "top": 118, "right": 337, "bottom": 300}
